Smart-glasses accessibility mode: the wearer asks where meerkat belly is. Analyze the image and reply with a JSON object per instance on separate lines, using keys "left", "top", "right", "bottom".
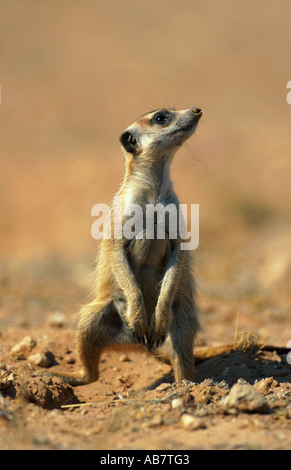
{"left": 126, "top": 234, "right": 171, "bottom": 314}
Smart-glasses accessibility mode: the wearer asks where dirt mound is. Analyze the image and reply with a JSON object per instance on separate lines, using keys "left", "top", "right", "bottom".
{"left": 20, "top": 376, "right": 78, "bottom": 410}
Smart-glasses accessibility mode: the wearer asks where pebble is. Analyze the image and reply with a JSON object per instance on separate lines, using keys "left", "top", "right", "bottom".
{"left": 27, "top": 351, "right": 54, "bottom": 368}
{"left": 253, "top": 377, "right": 278, "bottom": 395}
{"left": 47, "top": 312, "right": 68, "bottom": 328}
{"left": 223, "top": 383, "right": 269, "bottom": 413}
{"left": 171, "top": 398, "right": 185, "bottom": 410}
{"left": 0, "top": 373, "right": 15, "bottom": 390}
{"left": 155, "top": 383, "right": 172, "bottom": 392}
{"left": 148, "top": 414, "right": 163, "bottom": 427}
{"left": 181, "top": 414, "right": 204, "bottom": 431}
{"left": 119, "top": 354, "right": 131, "bottom": 362}
{"left": 11, "top": 336, "right": 37, "bottom": 359}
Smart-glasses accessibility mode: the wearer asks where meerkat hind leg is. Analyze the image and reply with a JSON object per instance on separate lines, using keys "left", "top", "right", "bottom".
{"left": 36, "top": 300, "right": 134, "bottom": 386}
{"left": 74, "top": 299, "right": 137, "bottom": 384}
{"left": 154, "top": 322, "right": 196, "bottom": 383}
{"left": 170, "top": 334, "right": 195, "bottom": 383}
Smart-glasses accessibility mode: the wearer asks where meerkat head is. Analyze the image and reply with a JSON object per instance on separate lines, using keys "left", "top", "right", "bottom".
{"left": 120, "top": 107, "right": 202, "bottom": 159}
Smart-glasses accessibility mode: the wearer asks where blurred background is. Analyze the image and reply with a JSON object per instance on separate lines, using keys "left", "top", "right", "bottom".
{"left": 0, "top": 1, "right": 290, "bottom": 344}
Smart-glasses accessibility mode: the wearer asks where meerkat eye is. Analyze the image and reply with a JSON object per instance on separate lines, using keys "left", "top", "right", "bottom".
{"left": 153, "top": 113, "right": 167, "bottom": 124}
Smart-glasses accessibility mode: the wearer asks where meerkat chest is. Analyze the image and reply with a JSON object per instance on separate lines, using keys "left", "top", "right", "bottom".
{"left": 126, "top": 229, "right": 171, "bottom": 269}
{"left": 121, "top": 181, "right": 179, "bottom": 268}
{"left": 122, "top": 195, "right": 177, "bottom": 270}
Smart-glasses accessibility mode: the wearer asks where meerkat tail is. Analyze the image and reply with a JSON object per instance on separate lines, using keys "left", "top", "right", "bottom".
{"left": 194, "top": 343, "right": 291, "bottom": 364}
{"left": 33, "top": 368, "right": 91, "bottom": 387}
{"left": 193, "top": 344, "right": 234, "bottom": 363}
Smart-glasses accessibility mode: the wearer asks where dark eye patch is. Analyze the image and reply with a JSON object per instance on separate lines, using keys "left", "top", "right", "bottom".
{"left": 150, "top": 111, "right": 172, "bottom": 126}
{"left": 154, "top": 113, "right": 167, "bottom": 123}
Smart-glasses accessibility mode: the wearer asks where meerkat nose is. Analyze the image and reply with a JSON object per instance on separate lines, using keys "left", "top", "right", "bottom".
{"left": 191, "top": 107, "right": 202, "bottom": 115}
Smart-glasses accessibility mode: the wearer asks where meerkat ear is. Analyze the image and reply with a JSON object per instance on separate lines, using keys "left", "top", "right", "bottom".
{"left": 120, "top": 130, "right": 138, "bottom": 154}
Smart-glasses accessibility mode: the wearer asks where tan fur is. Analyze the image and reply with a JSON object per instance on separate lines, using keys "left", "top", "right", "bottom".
{"left": 38, "top": 107, "right": 204, "bottom": 386}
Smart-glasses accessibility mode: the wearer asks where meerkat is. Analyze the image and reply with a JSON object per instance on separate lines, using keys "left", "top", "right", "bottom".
{"left": 36, "top": 107, "right": 291, "bottom": 386}
{"left": 37, "top": 107, "right": 200, "bottom": 386}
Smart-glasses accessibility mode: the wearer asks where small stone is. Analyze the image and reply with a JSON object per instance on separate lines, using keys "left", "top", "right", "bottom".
{"left": 237, "top": 378, "right": 248, "bottom": 384}
{"left": 171, "top": 398, "right": 185, "bottom": 410}
{"left": 0, "top": 373, "right": 14, "bottom": 391}
{"left": 11, "top": 336, "right": 37, "bottom": 359}
{"left": 119, "top": 354, "right": 130, "bottom": 362}
{"left": 27, "top": 351, "right": 54, "bottom": 368}
{"left": 223, "top": 383, "right": 269, "bottom": 413}
{"left": 253, "top": 377, "right": 275, "bottom": 395}
{"left": 148, "top": 414, "right": 163, "bottom": 427}
{"left": 155, "top": 383, "right": 172, "bottom": 392}
{"left": 47, "top": 312, "right": 68, "bottom": 328}
{"left": 154, "top": 414, "right": 163, "bottom": 425}
{"left": 181, "top": 414, "right": 204, "bottom": 431}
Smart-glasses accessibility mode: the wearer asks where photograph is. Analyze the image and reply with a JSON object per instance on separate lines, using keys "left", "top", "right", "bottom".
{"left": 0, "top": 0, "right": 290, "bottom": 451}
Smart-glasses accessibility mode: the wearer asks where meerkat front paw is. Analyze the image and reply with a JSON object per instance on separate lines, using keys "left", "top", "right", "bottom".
{"left": 146, "top": 305, "right": 172, "bottom": 350}
{"left": 125, "top": 298, "right": 148, "bottom": 345}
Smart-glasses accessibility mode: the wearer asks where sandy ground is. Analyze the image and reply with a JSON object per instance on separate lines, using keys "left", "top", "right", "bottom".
{"left": 0, "top": 235, "right": 290, "bottom": 450}
{"left": 1, "top": 1, "right": 291, "bottom": 450}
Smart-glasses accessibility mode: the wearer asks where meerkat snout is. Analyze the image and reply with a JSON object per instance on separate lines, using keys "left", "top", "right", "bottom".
{"left": 191, "top": 107, "right": 202, "bottom": 115}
